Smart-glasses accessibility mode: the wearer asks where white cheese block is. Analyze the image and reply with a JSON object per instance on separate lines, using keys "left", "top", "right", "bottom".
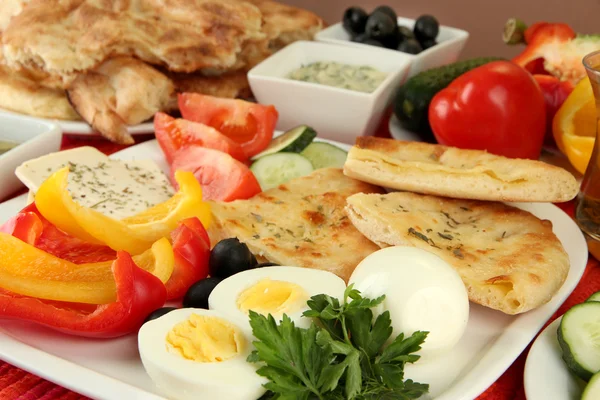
{"left": 15, "top": 146, "right": 175, "bottom": 219}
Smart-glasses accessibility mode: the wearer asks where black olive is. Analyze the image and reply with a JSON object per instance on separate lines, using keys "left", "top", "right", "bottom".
{"left": 144, "top": 307, "right": 178, "bottom": 323}
{"left": 420, "top": 38, "right": 437, "bottom": 49}
{"left": 365, "top": 11, "right": 397, "bottom": 43}
{"left": 372, "top": 5, "right": 397, "bottom": 22}
{"left": 398, "top": 38, "right": 423, "bottom": 54}
{"left": 414, "top": 15, "right": 440, "bottom": 42}
{"left": 352, "top": 32, "right": 385, "bottom": 47}
{"left": 381, "top": 26, "right": 400, "bottom": 49}
{"left": 209, "top": 238, "right": 257, "bottom": 278}
{"left": 183, "top": 277, "right": 223, "bottom": 309}
{"left": 342, "top": 7, "right": 368, "bottom": 36}
{"left": 397, "top": 25, "right": 415, "bottom": 41}
{"left": 255, "top": 262, "right": 280, "bottom": 268}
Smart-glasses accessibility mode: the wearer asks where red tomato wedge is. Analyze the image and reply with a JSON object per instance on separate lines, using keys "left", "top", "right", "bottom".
{"left": 171, "top": 146, "right": 261, "bottom": 202}
{"left": 178, "top": 93, "right": 278, "bottom": 158}
{"left": 154, "top": 112, "right": 246, "bottom": 164}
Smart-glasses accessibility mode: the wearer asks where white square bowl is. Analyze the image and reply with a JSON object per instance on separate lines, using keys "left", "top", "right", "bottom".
{"left": 315, "top": 17, "right": 469, "bottom": 77}
{"left": 248, "top": 41, "right": 411, "bottom": 144}
{"left": 0, "top": 114, "right": 62, "bottom": 200}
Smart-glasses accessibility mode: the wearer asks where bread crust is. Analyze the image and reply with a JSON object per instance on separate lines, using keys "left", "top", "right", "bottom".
{"left": 345, "top": 191, "right": 570, "bottom": 314}
{"left": 344, "top": 137, "right": 579, "bottom": 203}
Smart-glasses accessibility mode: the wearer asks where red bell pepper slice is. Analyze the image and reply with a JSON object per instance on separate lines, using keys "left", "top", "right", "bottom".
{"left": 533, "top": 74, "right": 574, "bottom": 145}
{"left": 1, "top": 203, "right": 116, "bottom": 264}
{"left": 1, "top": 204, "right": 210, "bottom": 300}
{"left": 512, "top": 23, "right": 576, "bottom": 74}
{"left": 0, "top": 251, "right": 166, "bottom": 338}
{"left": 166, "top": 217, "right": 211, "bottom": 300}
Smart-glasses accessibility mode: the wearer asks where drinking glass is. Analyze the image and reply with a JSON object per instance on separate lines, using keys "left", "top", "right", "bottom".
{"left": 578, "top": 51, "right": 600, "bottom": 259}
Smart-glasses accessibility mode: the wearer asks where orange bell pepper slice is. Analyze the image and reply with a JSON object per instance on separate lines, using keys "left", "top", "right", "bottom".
{"left": 35, "top": 168, "right": 211, "bottom": 255}
{"left": 0, "top": 232, "right": 173, "bottom": 304}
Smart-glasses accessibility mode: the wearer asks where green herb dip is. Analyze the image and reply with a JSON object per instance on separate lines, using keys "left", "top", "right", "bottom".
{"left": 288, "top": 62, "right": 388, "bottom": 93}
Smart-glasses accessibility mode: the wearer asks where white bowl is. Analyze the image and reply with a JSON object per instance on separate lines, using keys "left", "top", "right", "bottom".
{"left": 315, "top": 17, "right": 469, "bottom": 77}
{"left": 248, "top": 41, "right": 411, "bottom": 144}
{"left": 0, "top": 114, "right": 62, "bottom": 201}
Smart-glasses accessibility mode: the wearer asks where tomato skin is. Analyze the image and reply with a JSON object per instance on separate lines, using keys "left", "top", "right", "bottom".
{"left": 178, "top": 93, "right": 278, "bottom": 158}
{"left": 154, "top": 112, "right": 246, "bottom": 164}
{"left": 171, "top": 146, "right": 261, "bottom": 202}
{"left": 429, "top": 61, "right": 546, "bottom": 159}
{"left": 533, "top": 74, "right": 574, "bottom": 146}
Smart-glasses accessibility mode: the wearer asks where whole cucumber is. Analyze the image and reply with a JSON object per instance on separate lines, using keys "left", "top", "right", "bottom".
{"left": 394, "top": 57, "right": 505, "bottom": 141}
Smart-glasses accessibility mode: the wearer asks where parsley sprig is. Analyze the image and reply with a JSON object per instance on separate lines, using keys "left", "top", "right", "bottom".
{"left": 248, "top": 285, "right": 429, "bottom": 400}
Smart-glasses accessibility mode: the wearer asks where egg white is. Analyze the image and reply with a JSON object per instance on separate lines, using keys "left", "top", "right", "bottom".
{"left": 349, "top": 246, "right": 470, "bottom": 358}
{"left": 208, "top": 266, "right": 347, "bottom": 331}
{"left": 138, "top": 308, "right": 267, "bottom": 400}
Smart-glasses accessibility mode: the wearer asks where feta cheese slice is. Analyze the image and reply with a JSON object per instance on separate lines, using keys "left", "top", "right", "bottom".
{"left": 16, "top": 147, "right": 175, "bottom": 219}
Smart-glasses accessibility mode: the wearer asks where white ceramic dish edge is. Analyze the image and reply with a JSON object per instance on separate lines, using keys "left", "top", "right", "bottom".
{"left": 0, "top": 138, "right": 589, "bottom": 400}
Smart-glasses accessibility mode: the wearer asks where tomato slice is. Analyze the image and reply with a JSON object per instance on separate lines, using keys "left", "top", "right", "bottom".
{"left": 154, "top": 112, "right": 246, "bottom": 164}
{"left": 178, "top": 93, "right": 278, "bottom": 158}
{"left": 171, "top": 146, "right": 261, "bottom": 202}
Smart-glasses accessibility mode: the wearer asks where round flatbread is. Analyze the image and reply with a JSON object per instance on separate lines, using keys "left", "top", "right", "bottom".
{"left": 345, "top": 191, "right": 570, "bottom": 315}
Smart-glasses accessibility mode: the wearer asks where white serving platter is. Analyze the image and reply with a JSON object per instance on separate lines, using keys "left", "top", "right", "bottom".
{"left": 0, "top": 139, "right": 589, "bottom": 400}
{"left": 524, "top": 317, "right": 587, "bottom": 399}
{"left": 0, "top": 107, "right": 154, "bottom": 136}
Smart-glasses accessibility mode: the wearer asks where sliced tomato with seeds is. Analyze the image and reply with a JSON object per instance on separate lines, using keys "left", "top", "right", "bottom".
{"left": 154, "top": 112, "right": 246, "bottom": 164}
{"left": 170, "top": 146, "right": 261, "bottom": 202}
{"left": 178, "top": 93, "right": 278, "bottom": 158}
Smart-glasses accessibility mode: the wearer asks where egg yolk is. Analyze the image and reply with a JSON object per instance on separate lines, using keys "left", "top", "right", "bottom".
{"left": 166, "top": 314, "right": 245, "bottom": 363}
{"left": 236, "top": 278, "right": 309, "bottom": 316}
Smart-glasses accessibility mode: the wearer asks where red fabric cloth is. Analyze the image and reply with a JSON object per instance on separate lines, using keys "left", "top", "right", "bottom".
{"left": 0, "top": 118, "right": 598, "bottom": 400}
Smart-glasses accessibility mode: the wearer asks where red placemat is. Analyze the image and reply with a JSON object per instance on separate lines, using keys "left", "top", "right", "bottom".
{"left": 1, "top": 118, "right": 598, "bottom": 400}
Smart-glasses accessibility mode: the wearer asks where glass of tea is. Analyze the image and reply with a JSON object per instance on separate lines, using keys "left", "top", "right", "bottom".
{"left": 579, "top": 51, "right": 600, "bottom": 259}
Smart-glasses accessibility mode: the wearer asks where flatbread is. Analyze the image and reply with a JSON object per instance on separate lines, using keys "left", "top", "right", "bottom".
{"left": 1, "top": 0, "right": 266, "bottom": 82}
{"left": 0, "top": 66, "right": 79, "bottom": 120}
{"left": 66, "top": 57, "right": 174, "bottom": 144}
{"left": 207, "top": 168, "right": 384, "bottom": 281}
{"left": 344, "top": 137, "right": 579, "bottom": 203}
{"left": 345, "top": 191, "right": 570, "bottom": 314}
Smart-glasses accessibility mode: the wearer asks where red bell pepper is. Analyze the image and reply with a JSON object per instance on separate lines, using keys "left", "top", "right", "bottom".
{"left": 533, "top": 74, "right": 574, "bottom": 146}
{"left": 1, "top": 203, "right": 117, "bottom": 263}
{"left": 166, "top": 217, "right": 211, "bottom": 299}
{"left": 429, "top": 61, "right": 547, "bottom": 159}
{"left": 0, "top": 251, "right": 166, "bottom": 338}
{"left": 1, "top": 204, "right": 210, "bottom": 300}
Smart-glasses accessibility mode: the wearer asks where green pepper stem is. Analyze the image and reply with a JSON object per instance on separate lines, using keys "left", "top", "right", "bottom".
{"left": 503, "top": 18, "right": 528, "bottom": 45}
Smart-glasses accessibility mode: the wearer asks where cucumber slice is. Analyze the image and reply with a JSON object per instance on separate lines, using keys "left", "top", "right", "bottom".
{"left": 583, "top": 370, "right": 600, "bottom": 400}
{"left": 587, "top": 291, "right": 600, "bottom": 303}
{"left": 300, "top": 142, "right": 348, "bottom": 170}
{"left": 250, "top": 153, "right": 314, "bottom": 191}
{"left": 558, "top": 302, "right": 600, "bottom": 381}
{"left": 251, "top": 125, "right": 317, "bottom": 160}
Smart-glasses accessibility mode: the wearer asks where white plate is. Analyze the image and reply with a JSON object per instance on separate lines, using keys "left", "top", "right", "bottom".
{"left": 0, "top": 113, "right": 62, "bottom": 201}
{"left": 388, "top": 114, "right": 422, "bottom": 141}
{"left": 0, "top": 139, "right": 589, "bottom": 400}
{"left": 524, "top": 317, "right": 587, "bottom": 399}
{"left": 0, "top": 108, "right": 154, "bottom": 135}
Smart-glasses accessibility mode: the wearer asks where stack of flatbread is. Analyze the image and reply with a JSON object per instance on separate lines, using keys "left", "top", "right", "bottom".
{"left": 0, "top": 0, "right": 323, "bottom": 143}
{"left": 207, "top": 137, "right": 579, "bottom": 316}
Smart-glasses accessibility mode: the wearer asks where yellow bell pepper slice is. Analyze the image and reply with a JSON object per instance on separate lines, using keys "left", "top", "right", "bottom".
{"left": 0, "top": 233, "right": 174, "bottom": 304}
{"left": 35, "top": 168, "right": 211, "bottom": 255}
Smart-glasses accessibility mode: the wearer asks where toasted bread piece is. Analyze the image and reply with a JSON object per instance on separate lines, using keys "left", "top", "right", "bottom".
{"left": 208, "top": 168, "right": 384, "bottom": 281}
{"left": 0, "top": 65, "right": 79, "bottom": 120}
{"left": 344, "top": 137, "right": 579, "bottom": 203}
{"left": 345, "top": 191, "right": 570, "bottom": 314}
{"left": 67, "top": 57, "right": 174, "bottom": 144}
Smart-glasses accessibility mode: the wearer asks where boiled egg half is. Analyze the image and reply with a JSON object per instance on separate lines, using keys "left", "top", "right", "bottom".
{"left": 209, "top": 266, "right": 347, "bottom": 330}
{"left": 349, "top": 246, "right": 469, "bottom": 358}
{"left": 138, "top": 308, "right": 267, "bottom": 400}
